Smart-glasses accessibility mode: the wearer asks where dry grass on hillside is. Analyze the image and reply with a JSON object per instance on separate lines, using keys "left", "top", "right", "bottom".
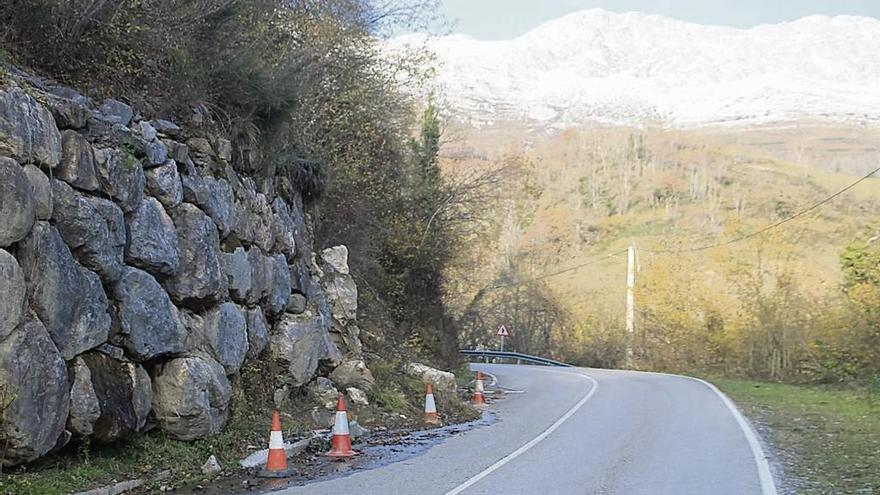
{"left": 440, "top": 123, "right": 880, "bottom": 320}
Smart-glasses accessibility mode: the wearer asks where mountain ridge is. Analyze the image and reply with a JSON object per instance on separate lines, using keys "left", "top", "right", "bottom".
{"left": 394, "top": 9, "right": 880, "bottom": 128}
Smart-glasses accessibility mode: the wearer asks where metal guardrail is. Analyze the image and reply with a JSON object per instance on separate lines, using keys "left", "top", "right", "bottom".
{"left": 459, "top": 349, "right": 574, "bottom": 368}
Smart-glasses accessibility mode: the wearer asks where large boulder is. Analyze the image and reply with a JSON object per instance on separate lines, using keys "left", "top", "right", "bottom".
{"left": 67, "top": 356, "right": 101, "bottom": 437}
{"left": 269, "top": 311, "right": 341, "bottom": 386}
{"left": 151, "top": 355, "right": 232, "bottom": 441}
{"left": 244, "top": 249, "right": 290, "bottom": 316}
{"left": 323, "top": 271, "right": 358, "bottom": 323}
{"left": 95, "top": 99, "right": 133, "bottom": 126}
{"left": 271, "top": 198, "right": 297, "bottom": 261}
{"left": 51, "top": 179, "right": 125, "bottom": 283}
{"left": 144, "top": 140, "right": 168, "bottom": 168}
{"left": 152, "top": 119, "right": 181, "bottom": 137}
{"left": 0, "top": 318, "right": 69, "bottom": 466}
{"left": 184, "top": 303, "right": 248, "bottom": 375}
{"left": 330, "top": 322, "right": 363, "bottom": 356}
{"left": 0, "top": 157, "right": 36, "bottom": 247}
{"left": 0, "top": 85, "right": 62, "bottom": 168}
{"left": 185, "top": 137, "right": 215, "bottom": 168}
{"left": 319, "top": 246, "right": 357, "bottom": 322}
{"left": 164, "top": 203, "right": 227, "bottom": 307}
{"left": 287, "top": 191, "right": 309, "bottom": 251}
{"left": 246, "top": 248, "right": 273, "bottom": 306}
{"left": 94, "top": 147, "right": 145, "bottom": 213}
{"left": 57, "top": 129, "right": 99, "bottom": 191}
{"left": 287, "top": 294, "right": 306, "bottom": 315}
{"left": 220, "top": 247, "right": 251, "bottom": 303}
{"left": 68, "top": 352, "right": 152, "bottom": 443}
{"left": 16, "top": 222, "right": 111, "bottom": 360}
{"left": 164, "top": 140, "right": 188, "bottom": 163}
{"left": 22, "top": 164, "right": 52, "bottom": 220}
{"left": 145, "top": 159, "right": 183, "bottom": 209}
{"left": 329, "top": 358, "right": 375, "bottom": 390}
{"left": 232, "top": 180, "right": 275, "bottom": 251}
{"left": 125, "top": 197, "right": 180, "bottom": 277}
{"left": 244, "top": 306, "right": 269, "bottom": 359}
{"left": 266, "top": 254, "right": 292, "bottom": 316}
{"left": 45, "top": 93, "right": 90, "bottom": 130}
{"left": 321, "top": 245, "right": 350, "bottom": 275}
{"left": 404, "top": 362, "right": 457, "bottom": 396}
{"left": 0, "top": 249, "right": 27, "bottom": 341}
{"left": 182, "top": 174, "right": 235, "bottom": 238}
{"left": 308, "top": 376, "right": 340, "bottom": 410}
{"left": 112, "top": 267, "right": 187, "bottom": 361}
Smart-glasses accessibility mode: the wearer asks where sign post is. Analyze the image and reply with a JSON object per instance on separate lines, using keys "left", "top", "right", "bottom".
{"left": 496, "top": 324, "right": 510, "bottom": 352}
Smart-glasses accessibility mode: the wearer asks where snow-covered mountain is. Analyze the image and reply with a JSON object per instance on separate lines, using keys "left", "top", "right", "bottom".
{"left": 392, "top": 9, "right": 880, "bottom": 127}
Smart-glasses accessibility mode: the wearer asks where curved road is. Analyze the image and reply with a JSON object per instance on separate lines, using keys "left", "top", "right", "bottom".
{"left": 276, "top": 364, "right": 778, "bottom": 495}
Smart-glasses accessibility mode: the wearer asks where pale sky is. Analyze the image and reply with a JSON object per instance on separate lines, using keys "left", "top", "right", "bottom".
{"left": 438, "top": 0, "right": 880, "bottom": 40}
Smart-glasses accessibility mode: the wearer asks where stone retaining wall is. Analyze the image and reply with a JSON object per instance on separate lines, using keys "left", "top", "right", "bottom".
{"left": 0, "top": 73, "right": 367, "bottom": 466}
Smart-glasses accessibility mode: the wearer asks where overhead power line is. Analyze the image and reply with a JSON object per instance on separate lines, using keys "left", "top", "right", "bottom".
{"left": 644, "top": 164, "right": 880, "bottom": 254}
{"left": 488, "top": 164, "right": 880, "bottom": 288}
{"left": 487, "top": 248, "right": 628, "bottom": 290}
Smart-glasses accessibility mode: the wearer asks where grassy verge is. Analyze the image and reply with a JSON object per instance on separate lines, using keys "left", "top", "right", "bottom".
{"left": 366, "top": 358, "right": 478, "bottom": 423}
{"left": 710, "top": 377, "right": 880, "bottom": 494}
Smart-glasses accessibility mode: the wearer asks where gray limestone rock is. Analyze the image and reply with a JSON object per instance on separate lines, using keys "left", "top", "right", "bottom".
{"left": 93, "top": 147, "right": 145, "bottom": 213}
{"left": 244, "top": 306, "right": 269, "bottom": 359}
{"left": 145, "top": 159, "right": 183, "bottom": 209}
{"left": 0, "top": 86, "right": 62, "bottom": 168}
{"left": 220, "top": 247, "right": 251, "bottom": 303}
{"left": 184, "top": 303, "right": 248, "bottom": 375}
{"left": 151, "top": 355, "right": 232, "bottom": 441}
{"left": 0, "top": 317, "right": 69, "bottom": 466}
{"left": 112, "top": 266, "right": 187, "bottom": 361}
{"left": 125, "top": 197, "right": 180, "bottom": 278}
{"left": 75, "top": 352, "right": 152, "bottom": 442}
{"left": 269, "top": 311, "right": 341, "bottom": 386}
{"left": 266, "top": 254, "right": 292, "bottom": 316}
{"left": 67, "top": 356, "right": 101, "bottom": 437}
{"left": 95, "top": 99, "right": 133, "bottom": 126}
{"left": 163, "top": 203, "right": 227, "bottom": 307}
{"left": 329, "top": 358, "right": 375, "bottom": 390}
{"left": 57, "top": 130, "right": 99, "bottom": 191}
{"left": 0, "top": 249, "right": 27, "bottom": 341}
{"left": 0, "top": 157, "right": 36, "bottom": 247}
{"left": 22, "top": 164, "right": 52, "bottom": 220}
{"left": 16, "top": 222, "right": 111, "bottom": 360}
{"left": 45, "top": 93, "right": 90, "bottom": 130}
{"left": 165, "top": 203, "right": 227, "bottom": 307}
{"left": 51, "top": 179, "right": 126, "bottom": 283}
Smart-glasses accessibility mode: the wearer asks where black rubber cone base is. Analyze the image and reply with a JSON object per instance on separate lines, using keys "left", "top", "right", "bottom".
{"left": 258, "top": 466, "right": 296, "bottom": 478}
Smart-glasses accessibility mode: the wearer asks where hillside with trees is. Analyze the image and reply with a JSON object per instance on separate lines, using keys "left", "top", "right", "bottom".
{"left": 445, "top": 123, "right": 880, "bottom": 384}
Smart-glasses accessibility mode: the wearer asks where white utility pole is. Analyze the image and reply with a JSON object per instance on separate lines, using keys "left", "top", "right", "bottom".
{"left": 625, "top": 244, "right": 636, "bottom": 367}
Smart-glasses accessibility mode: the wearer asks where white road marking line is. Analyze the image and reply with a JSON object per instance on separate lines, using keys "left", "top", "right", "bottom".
{"left": 474, "top": 369, "right": 526, "bottom": 393}
{"left": 645, "top": 370, "right": 779, "bottom": 495}
{"left": 687, "top": 376, "right": 779, "bottom": 495}
{"left": 445, "top": 368, "right": 598, "bottom": 495}
{"left": 469, "top": 370, "right": 498, "bottom": 387}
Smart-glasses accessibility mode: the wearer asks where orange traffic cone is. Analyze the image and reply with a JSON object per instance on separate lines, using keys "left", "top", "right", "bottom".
{"left": 326, "top": 394, "right": 357, "bottom": 458}
{"left": 258, "top": 410, "right": 294, "bottom": 477}
{"left": 473, "top": 371, "right": 486, "bottom": 407}
{"left": 424, "top": 383, "right": 440, "bottom": 425}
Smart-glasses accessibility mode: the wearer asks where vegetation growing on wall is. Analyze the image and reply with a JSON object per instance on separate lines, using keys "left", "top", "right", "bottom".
{"left": 0, "top": 0, "right": 483, "bottom": 365}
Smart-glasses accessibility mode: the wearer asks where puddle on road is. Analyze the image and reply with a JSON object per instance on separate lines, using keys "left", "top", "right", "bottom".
{"left": 170, "top": 409, "right": 498, "bottom": 494}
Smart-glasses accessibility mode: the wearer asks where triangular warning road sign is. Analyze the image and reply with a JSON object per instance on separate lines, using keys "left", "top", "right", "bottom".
{"left": 496, "top": 325, "right": 510, "bottom": 337}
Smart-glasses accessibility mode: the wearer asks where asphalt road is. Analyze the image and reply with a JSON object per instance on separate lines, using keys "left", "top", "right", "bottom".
{"left": 275, "top": 364, "right": 778, "bottom": 495}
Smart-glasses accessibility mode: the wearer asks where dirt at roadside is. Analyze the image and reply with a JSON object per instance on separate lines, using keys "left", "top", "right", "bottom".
{"left": 149, "top": 391, "right": 503, "bottom": 495}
